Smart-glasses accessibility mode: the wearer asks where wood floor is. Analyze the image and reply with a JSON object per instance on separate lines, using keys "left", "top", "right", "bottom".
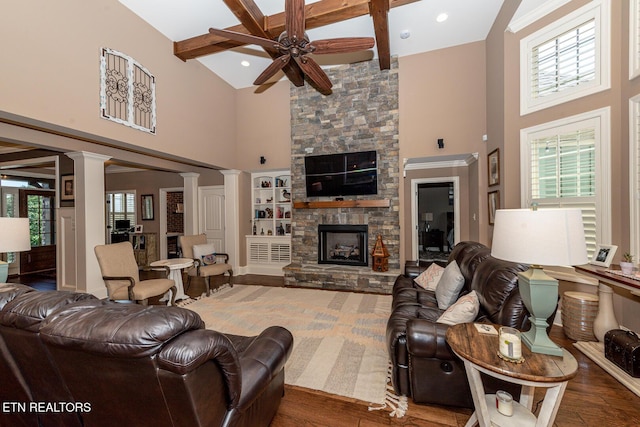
{"left": 11, "top": 273, "right": 640, "bottom": 426}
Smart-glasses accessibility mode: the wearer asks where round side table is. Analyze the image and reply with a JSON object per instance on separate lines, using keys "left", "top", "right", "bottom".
{"left": 446, "top": 323, "right": 578, "bottom": 427}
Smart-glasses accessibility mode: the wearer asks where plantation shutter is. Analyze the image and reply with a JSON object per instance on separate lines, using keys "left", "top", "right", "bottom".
{"left": 107, "top": 192, "right": 136, "bottom": 230}
{"left": 529, "top": 128, "right": 597, "bottom": 256}
{"left": 532, "top": 19, "right": 596, "bottom": 99}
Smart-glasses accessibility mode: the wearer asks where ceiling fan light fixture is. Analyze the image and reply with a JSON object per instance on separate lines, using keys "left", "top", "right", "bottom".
{"left": 436, "top": 12, "right": 448, "bottom": 23}
{"left": 400, "top": 30, "right": 410, "bottom": 40}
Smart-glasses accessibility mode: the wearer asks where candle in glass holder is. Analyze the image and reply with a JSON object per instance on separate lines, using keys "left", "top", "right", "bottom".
{"left": 496, "top": 390, "right": 514, "bottom": 416}
{"left": 499, "top": 327, "right": 522, "bottom": 361}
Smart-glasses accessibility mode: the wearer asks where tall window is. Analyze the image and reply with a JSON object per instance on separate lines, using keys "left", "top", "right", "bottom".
{"left": 520, "top": 0, "right": 610, "bottom": 114}
{"left": 19, "top": 190, "right": 55, "bottom": 247}
{"left": 630, "top": 96, "right": 640, "bottom": 262}
{"left": 106, "top": 191, "right": 136, "bottom": 230}
{"left": 521, "top": 108, "right": 611, "bottom": 257}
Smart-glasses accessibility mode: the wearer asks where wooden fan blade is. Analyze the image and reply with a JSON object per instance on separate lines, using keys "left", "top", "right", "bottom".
{"left": 286, "top": 0, "right": 305, "bottom": 42}
{"left": 283, "top": 61, "right": 305, "bottom": 87}
{"left": 295, "top": 56, "right": 332, "bottom": 91}
{"left": 310, "top": 37, "right": 375, "bottom": 55}
{"left": 254, "top": 55, "right": 291, "bottom": 86}
{"left": 208, "top": 28, "right": 280, "bottom": 50}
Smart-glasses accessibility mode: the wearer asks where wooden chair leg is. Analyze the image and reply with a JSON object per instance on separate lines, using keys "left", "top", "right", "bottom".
{"left": 205, "top": 276, "right": 211, "bottom": 297}
{"left": 228, "top": 269, "right": 234, "bottom": 288}
{"left": 184, "top": 275, "right": 192, "bottom": 294}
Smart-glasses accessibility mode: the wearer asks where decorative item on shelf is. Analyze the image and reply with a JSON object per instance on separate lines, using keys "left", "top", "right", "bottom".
{"left": 276, "top": 207, "right": 283, "bottom": 218}
{"left": 261, "top": 180, "right": 272, "bottom": 188}
{"left": 0, "top": 217, "right": 31, "bottom": 283}
{"left": 421, "top": 212, "right": 433, "bottom": 232}
{"left": 265, "top": 207, "right": 273, "bottom": 218}
{"left": 266, "top": 197, "right": 273, "bottom": 203}
{"left": 253, "top": 222, "right": 257, "bottom": 236}
{"left": 275, "top": 177, "right": 288, "bottom": 187}
{"left": 260, "top": 228, "right": 265, "bottom": 235}
{"left": 495, "top": 391, "right": 514, "bottom": 417}
{"left": 491, "top": 207, "right": 588, "bottom": 356}
{"left": 371, "top": 235, "right": 390, "bottom": 272}
{"left": 590, "top": 243, "right": 617, "bottom": 267}
{"left": 267, "top": 229, "right": 273, "bottom": 236}
{"left": 285, "top": 224, "right": 291, "bottom": 234}
{"left": 593, "top": 283, "right": 619, "bottom": 342}
{"left": 277, "top": 223, "right": 285, "bottom": 236}
{"left": 282, "top": 189, "right": 291, "bottom": 201}
{"left": 284, "top": 211, "right": 291, "bottom": 218}
{"left": 620, "top": 252, "right": 634, "bottom": 275}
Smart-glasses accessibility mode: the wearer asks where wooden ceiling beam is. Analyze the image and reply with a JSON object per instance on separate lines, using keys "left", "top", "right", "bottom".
{"left": 369, "top": 0, "right": 390, "bottom": 70}
{"left": 174, "top": 0, "right": 420, "bottom": 61}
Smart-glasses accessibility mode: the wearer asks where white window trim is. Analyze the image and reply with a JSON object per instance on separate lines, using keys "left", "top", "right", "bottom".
{"left": 106, "top": 189, "right": 137, "bottom": 229}
{"left": 520, "top": 107, "right": 611, "bottom": 243}
{"left": 520, "top": 0, "right": 611, "bottom": 115}
{"left": 629, "top": 96, "right": 640, "bottom": 260}
{"left": 630, "top": 0, "right": 640, "bottom": 80}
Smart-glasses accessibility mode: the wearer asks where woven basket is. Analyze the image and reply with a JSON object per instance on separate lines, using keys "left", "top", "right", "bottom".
{"left": 562, "top": 291, "right": 599, "bottom": 342}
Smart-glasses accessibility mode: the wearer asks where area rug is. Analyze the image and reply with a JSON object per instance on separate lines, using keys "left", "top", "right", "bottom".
{"left": 179, "top": 285, "right": 394, "bottom": 406}
{"left": 574, "top": 341, "right": 640, "bottom": 397}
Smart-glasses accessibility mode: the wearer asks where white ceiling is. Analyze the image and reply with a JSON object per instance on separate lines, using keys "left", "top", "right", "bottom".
{"left": 118, "top": 0, "right": 557, "bottom": 90}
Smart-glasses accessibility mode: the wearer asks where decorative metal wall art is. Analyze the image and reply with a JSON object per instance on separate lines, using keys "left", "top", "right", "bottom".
{"left": 100, "top": 48, "right": 156, "bottom": 134}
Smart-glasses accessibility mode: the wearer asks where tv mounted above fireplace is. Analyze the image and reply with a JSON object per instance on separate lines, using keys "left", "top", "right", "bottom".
{"left": 304, "top": 150, "right": 377, "bottom": 197}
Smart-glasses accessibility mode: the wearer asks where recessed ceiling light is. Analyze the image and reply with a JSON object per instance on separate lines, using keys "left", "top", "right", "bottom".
{"left": 400, "top": 30, "right": 411, "bottom": 40}
{"left": 436, "top": 12, "right": 448, "bottom": 23}
{"left": 241, "top": 60, "right": 250, "bottom": 67}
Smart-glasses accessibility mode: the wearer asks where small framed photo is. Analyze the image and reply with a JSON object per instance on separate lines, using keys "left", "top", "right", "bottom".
{"left": 61, "top": 175, "right": 74, "bottom": 201}
{"left": 488, "top": 148, "right": 500, "bottom": 186}
{"left": 134, "top": 224, "right": 144, "bottom": 234}
{"left": 590, "top": 244, "right": 617, "bottom": 267}
{"left": 488, "top": 190, "right": 500, "bottom": 225}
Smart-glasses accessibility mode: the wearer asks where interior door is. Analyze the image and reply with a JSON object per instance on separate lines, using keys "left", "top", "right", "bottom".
{"left": 198, "top": 186, "right": 225, "bottom": 252}
{"left": 1, "top": 188, "right": 20, "bottom": 275}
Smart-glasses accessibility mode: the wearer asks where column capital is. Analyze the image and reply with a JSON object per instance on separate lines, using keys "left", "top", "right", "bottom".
{"left": 66, "top": 151, "right": 111, "bottom": 162}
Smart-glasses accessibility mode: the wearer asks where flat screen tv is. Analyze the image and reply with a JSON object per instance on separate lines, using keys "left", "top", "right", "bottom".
{"left": 304, "top": 150, "right": 377, "bottom": 197}
{"left": 115, "top": 219, "right": 131, "bottom": 231}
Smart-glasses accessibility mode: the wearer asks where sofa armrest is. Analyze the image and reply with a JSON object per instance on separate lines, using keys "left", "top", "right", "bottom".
{"left": 405, "top": 319, "right": 455, "bottom": 360}
{"left": 404, "top": 262, "right": 426, "bottom": 279}
{"left": 158, "top": 329, "right": 242, "bottom": 407}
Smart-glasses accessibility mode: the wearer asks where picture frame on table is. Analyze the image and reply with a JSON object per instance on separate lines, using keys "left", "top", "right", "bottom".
{"left": 488, "top": 148, "right": 500, "bottom": 186}
{"left": 61, "top": 175, "right": 74, "bottom": 201}
{"left": 590, "top": 244, "right": 617, "bottom": 267}
{"left": 488, "top": 190, "right": 500, "bottom": 225}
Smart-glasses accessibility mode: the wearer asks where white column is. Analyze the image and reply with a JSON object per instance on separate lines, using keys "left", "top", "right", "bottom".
{"left": 180, "top": 172, "right": 199, "bottom": 235}
{"left": 221, "top": 170, "right": 241, "bottom": 273}
{"left": 66, "top": 151, "right": 111, "bottom": 298}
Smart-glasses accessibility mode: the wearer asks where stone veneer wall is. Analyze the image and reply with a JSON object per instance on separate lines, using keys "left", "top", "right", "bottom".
{"left": 284, "top": 58, "right": 400, "bottom": 293}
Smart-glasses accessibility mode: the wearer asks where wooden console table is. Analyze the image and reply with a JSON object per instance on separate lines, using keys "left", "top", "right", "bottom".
{"left": 446, "top": 323, "right": 578, "bottom": 427}
{"left": 575, "top": 264, "right": 640, "bottom": 295}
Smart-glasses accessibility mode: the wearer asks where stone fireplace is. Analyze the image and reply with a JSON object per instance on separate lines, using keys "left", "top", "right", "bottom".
{"left": 318, "top": 224, "right": 368, "bottom": 266}
{"left": 283, "top": 58, "right": 400, "bottom": 293}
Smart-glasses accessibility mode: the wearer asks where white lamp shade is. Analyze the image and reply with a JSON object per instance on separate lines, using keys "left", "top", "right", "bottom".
{"left": 421, "top": 213, "right": 433, "bottom": 221}
{"left": 0, "top": 218, "right": 31, "bottom": 253}
{"left": 491, "top": 208, "right": 588, "bottom": 266}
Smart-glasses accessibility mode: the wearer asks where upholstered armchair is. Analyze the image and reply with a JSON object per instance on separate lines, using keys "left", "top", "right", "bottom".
{"left": 178, "top": 234, "right": 233, "bottom": 296}
{"left": 94, "top": 241, "right": 177, "bottom": 305}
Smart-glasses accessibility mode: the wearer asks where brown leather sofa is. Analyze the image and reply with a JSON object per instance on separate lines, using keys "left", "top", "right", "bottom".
{"left": 0, "top": 284, "right": 293, "bottom": 427}
{"left": 386, "top": 241, "right": 534, "bottom": 408}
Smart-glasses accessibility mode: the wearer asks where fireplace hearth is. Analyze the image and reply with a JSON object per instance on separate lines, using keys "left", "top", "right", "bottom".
{"left": 318, "top": 224, "right": 368, "bottom": 266}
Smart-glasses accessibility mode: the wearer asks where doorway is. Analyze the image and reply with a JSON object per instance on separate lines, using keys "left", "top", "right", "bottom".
{"left": 411, "top": 177, "right": 460, "bottom": 262}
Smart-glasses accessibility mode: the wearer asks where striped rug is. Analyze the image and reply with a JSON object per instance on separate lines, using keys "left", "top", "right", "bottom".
{"left": 180, "top": 285, "right": 392, "bottom": 404}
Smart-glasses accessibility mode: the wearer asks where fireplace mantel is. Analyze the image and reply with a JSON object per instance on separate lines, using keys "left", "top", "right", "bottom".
{"left": 293, "top": 199, "right": 390, "bottom": 209}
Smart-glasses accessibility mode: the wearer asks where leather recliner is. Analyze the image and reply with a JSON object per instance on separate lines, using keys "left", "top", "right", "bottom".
{"left": 386, "top": 241, "right": 537, "bottom": 408}
{"left": 0, "top": 285, "right": 293, "bottom": 427}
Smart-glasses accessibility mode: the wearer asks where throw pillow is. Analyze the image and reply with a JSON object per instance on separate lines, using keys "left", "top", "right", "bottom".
{"left": 435, "top": 260, "right": 465, "bottom": 310}
{"left": 193, "top": 243, "right": 216, "bottom": 265}
{"left": 437, "top": 290, "right": 480, "bottom": 325}
{"left": 414, "top": 263, "right": 445, "bottom": 291}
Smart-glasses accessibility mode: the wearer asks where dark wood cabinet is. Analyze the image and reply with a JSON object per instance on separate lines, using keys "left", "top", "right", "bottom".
{"left": 421, "top": 230, "right": 444, "bottom": 252}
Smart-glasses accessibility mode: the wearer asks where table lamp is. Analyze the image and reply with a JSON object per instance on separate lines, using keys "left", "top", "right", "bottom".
{"left": 0, "top": 217, "right": 31, "bottom": 283}
{"left": 422, "top": 212, "right": 433, "bottom": 232}
{"left": 491, "top": 208, "right": 587, "bottom": 356}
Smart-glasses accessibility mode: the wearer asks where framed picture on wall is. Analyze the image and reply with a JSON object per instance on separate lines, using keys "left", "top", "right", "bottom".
{"left": 488, "top": 148, "right": 500, "bottom": 186}
{"left": 61, "top": 175, "right": 74, "bottom": 201}
{"left": 488, "top": 190, "right": 500, "bottom": 225}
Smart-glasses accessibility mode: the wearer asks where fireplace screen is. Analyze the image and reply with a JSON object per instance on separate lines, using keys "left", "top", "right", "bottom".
{"left": 318, "top": 224, "right": 368, "bottom": 266}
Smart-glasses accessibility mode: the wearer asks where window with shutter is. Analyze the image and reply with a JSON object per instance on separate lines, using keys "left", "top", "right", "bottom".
{"left": 630, "top": 96, "right": 640, "bottom": 262}
{"left": 521, "top": 108, "right": 611, "bottom": 259}
{"left": 520, "top": 0, "right": 610, "bottom": 115}
{"left": 106, "top": 191, "right": 137, "bottom": 231}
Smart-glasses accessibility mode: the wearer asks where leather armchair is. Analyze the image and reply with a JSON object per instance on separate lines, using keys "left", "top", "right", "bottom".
{"left": 387, "top": 241, "right": 532, "bottom": 408}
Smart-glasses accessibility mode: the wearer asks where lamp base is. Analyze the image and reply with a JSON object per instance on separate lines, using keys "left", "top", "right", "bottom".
{"left": 518, "top": 267, "right": 563, "bottom": 357}
{"left": 0, "top": 261, "right": 8, "bottom": 283}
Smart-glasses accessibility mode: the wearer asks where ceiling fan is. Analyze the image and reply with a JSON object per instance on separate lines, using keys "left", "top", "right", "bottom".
{"left": 209, "top": 0, "right": 375, "bottom": 93}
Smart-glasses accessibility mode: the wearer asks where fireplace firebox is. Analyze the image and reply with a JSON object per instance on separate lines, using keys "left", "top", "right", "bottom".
{"left": 318, "top": 224, "right": 368, "bottom": 266}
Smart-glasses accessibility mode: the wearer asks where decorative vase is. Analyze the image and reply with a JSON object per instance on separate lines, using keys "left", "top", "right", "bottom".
{"left": 620, "top": 261, "right": 634, "bottom": 275}
{"left": 593, "top": 284, "right": 619, "bottom": 342}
